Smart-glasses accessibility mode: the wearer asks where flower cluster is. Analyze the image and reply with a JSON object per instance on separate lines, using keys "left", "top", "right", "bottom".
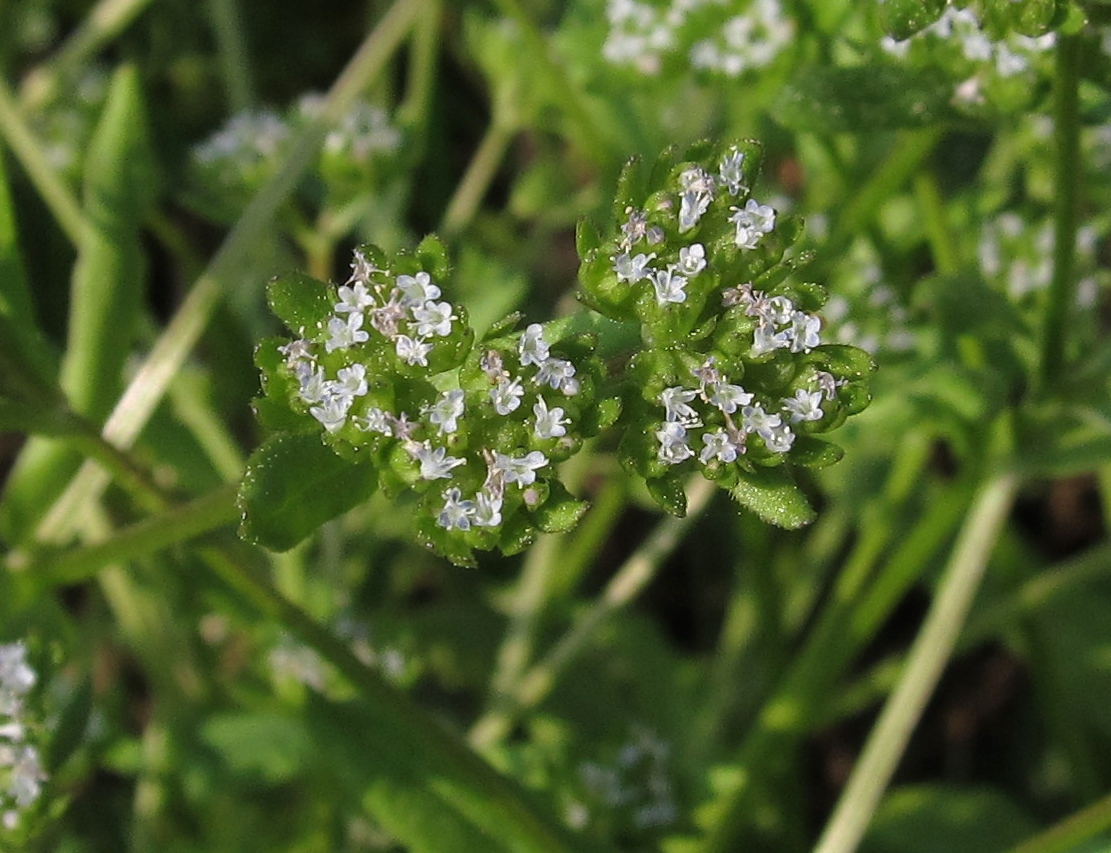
{"left": 879, "top": 4, "right": 1055, "bottom": 108}
{"left": 603, "top": 0, "right": 792, "bottom": 78}
{"left": 578, "top": 139, "right": 873, "bottom": 517}
{"left": 0, "top": 643, "right": 45, "bottom": 831}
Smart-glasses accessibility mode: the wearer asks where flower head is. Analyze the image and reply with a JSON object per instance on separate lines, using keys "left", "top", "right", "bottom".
{"left": 534, "top": 396, "right": 570, "bottom": 439}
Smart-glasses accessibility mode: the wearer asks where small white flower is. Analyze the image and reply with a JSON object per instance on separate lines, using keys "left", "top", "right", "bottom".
{"left": 4, "top": 744, "right": 44, "bottom": 808}
{"left": 815, "top": 370, "right": 841, "bottom": 401}
{"left": 699, "top": 428, "right": 741, "bottom": 464}
{"left": 519, "top": 324, "right": 550, "bottom": 367}
{"left": 659, "top": 386, "right": 700, "bottom": 424}
{"left": 677, "top": 244, "right": 707, "bottom": 276}
{"left": 0, "top": 644, "right": 35, "bottom": 717}
{"left": 438, "top": 488, "right": 475, "bottom": 530}
{"left": 279, "top": 338, "right": 313, "bottom": 365}
{"left": 534, "top": 396, "right": 570, "bottom": 439}
{"left": 396, "top": 270, "right": 440, "bottom": 304}
{"left": 490, "top": 376, "right": 525, "bottom": 415}
{"left": 719, "top": 148, "right": 745, "bottom": 194}
{"left": 325, "top": 312, "right": 370, "bottom": 352}
{"left": 335, "top": 364, "right": 369, "bottom": 397}
{"left": 651, "top": 266, "right": 688, "bottom": 306}
{"left": 412, "top": 301, "right": 455, "bottom": 337}
{"left": 297, "top": 364, "right": 328, "bottom": 403}
{"left": 763, "top": 421, "right": 795, "bottom": 453}
{"left": 359, "top": 407, "right": 394, "bottom": 435}
{"left": 473, "top": 490, "right": 503, "bottom": 527}
{"left": 782, "top": 389, "right": 824, "bottom": 423}
{"left": 614, "top": 251, "right": 657, "bottom": 284}
{"left": 620, "top": 208, "right": 649, "bottom": 247}
{"left": 729, "top": 199, "right": 776, "bottom": 249}
{"left": 335, "top": 280, "right": 375, "bottom": 314}
{"left": 656, "top": 421, "right": 694, "bottom": 465}
{"left": 752, "top": 321, "right": 792, "bottom": 356}
{"left": 494, "top": 451, "right": 549, "bottom": 487}
{"left": 741, "top": 403, "right": 782, "bottom": 439}
{"left": 396, "top": 334, "right": 433, "bottom": 366}
{"left": 691, "top": 357, "right": 720, "bottom": 388}
{"left": 709, "top": 382, "right": 753, "bottom": 414}
{"left": 535, "top": 358, "right": 580, "bottom": 395}
{"left": 414, "top": 444, "right": 466, "bottom": 480}
{"left": 678, "top": 189, "right": 712, "bottom": 232}
{"left": 788, "top": 311, "right": 821, "bottom": 353}
{"left": 310, "top": 394, "right": 352, "bottom": 433}
{"left": 347, "top": 248, "right": 378, "bottom": 284}
{"left": 428, "top": 389, "right": 465, "bottom": 435}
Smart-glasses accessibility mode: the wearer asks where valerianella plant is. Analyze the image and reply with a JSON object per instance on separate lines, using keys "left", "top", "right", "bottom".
{"left": 240, "top": 140, "right": 873, "bottom": 564}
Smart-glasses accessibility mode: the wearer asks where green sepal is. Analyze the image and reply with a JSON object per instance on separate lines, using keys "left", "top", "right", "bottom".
{"left": 646, "top": 475, "right": 688, "bottom": 517}
{"left": 729, "top": 465, "right": 815, "bottom": 529}
{"left": 878, "top": 0, "right": 947, "bottom": 40}
{"left": 789, "top": 436, "right": 845, "bottom": 469}
{"left": 576, "top": 217, "right": 603, "bottom": 257}
{"left": 534, "top": 480, "right": 590, "bottom": 533}
{"left": 237, "top": 432, "right": 379, "bottom": 551}
{"left": 497, "top": 512, "right": 538, "bottom": 556}
{"left": 266, "top": 272, "right": 335, "bottom": 335}
{"left": 414, "top": 234, "right": 452, "bottom": 281}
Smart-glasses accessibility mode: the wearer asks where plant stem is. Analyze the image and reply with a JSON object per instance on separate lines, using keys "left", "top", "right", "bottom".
{"left": 19, "top": 0, "right": 156, "bottom": 109}
{"left": 1005, "top": 790, "right": 1111, "bottom": 853}
{"left": 207, "top": 0, "right": 255, "bottom": 112}
{"left": 811, "top": 473, "right": 1018, "bottom": 853}
{"left": 913, "top": 171, "right": 957, "bottom": 276}
{"left": 0, "top": 80, "right": 88, "bottom": 245}
{"left": 469, "top": 476, "right": 715, "bottom": 748}
{"left": 32, "top": 0, "right": 422, "bottom": 548}
{"left": 1037, "top": 34, "right": 1083, "bottom": 391}
{"left": 397, "top": 0, "right": 441, "bottom": 134}
{"left": 440, "top": 119, "right": 516, "bottom": 237}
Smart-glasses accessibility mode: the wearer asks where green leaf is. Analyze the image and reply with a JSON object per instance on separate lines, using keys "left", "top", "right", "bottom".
{"left": 775, "top": 65, "right": 957, "bottom": 133}
{"left": 878, "top": 0, "right": 947, "bottom": 40}
{"left": 266, "top": 271, "right": 335, "bottom": 334}
{"left": 201, "top": 711, "right": 313, "bottom": 784}
{"left": 729, "top": 466, "right": 815, "bottom": 529}
{"left": 861, "top": 785, "right": 1038, "bottom": 853}
{"left": 534, "top": 480, "right": 590, "bottom": 533}
{"left": 61, "top": 64, "right": 155, "bottom": 422}
{"left": 237, "top": 432, "right": 378, "bottom": 551}
{"left": 647, "top": 476, "right": 688, "bottom": 517}
{"left": 790, "top": 436, "right": 845, "bottom": 468}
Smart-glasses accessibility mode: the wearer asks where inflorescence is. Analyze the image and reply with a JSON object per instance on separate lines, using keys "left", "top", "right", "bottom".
{"left": 0, "top": 643, "right": 45, "bottom": 831}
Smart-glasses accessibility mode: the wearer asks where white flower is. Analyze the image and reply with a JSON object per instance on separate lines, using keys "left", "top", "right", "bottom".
{"left": 659, "top": 386, "right": 700, "bottom": 424}
{"left": 535, "top": 358, "right": 580, "bottom": 395}
{"left": 614, "top": 251, "right": 657, "bottom": 283}
{"left": 438, "top": 488, "right": 475, "bottom": 530}
{"left": 309, "top": 394, "right": 352, "bottom": 433}
{"left": 729, "top": 199, "right": 776, "bottom": 249}
{"left": 719, "top": 148, "right": 745, "bottom": 194}
{"left": 325, "top": 312, "right": 370, "bottom": 352}
{"left": 490, "top": 376, "right": 525, "bottom": 415}
{"left": 620, "top": 208, "right": 649, "bottom": 246}
{"left": 766, "top": 295, "right": 794, "bottom": 324}
{"left": 651, "top": 266, "right": 688, "bottom": 305}
{"left": 279, "top": 338, "right": 313, "bottom": 365}
{"left": 656, "top": 421, "right": 693, "bottom": 464}
{"left": 428, "top": 389, "right": 465, "bottom": 435}
{"left": 679, "top": 189, "right": 712, "bottom": 232}
{"left": 297, "top": 364, "right": 328, "bottom": 404}
{"left": 534, "top": 396, "right": 570, "bottom": 439}
{"left": 335, "top": 280, "right": 375, "bottom": 314}
{"left": 413, "top": 444, "right": 465, "bottom": 480}
{"left": 494, "top": 451, "right": 549, "bottom": 487}
{"left": 3, "top": 744, "right": 44, "bottom": 808}
{"left": 699, "top": 428, "right": 741, "bottom": 464}
{"left": 762, "top": 421, "right": 795, "bottom": 453}
{"left": 473, "top": 490, "right": 503, "bottom": 527}
{"left": 335, "top": 364, "right": 369, "bottom": 397}
{"left": 788, "top": 311, "right": 821, "bottom": 353}
{"left": 709, "top": 382, "right": 753, "bottom": 414}
{"left": 412, "top": 301, "right": 455, "bottom": 337}
{"left": 741, "top": 403, "right": 782, "bottom": 439}
{"left": 752, "top": 321, "right": 792, "bottom": 356}
{"left": 347, "top": 248, "right": 379, "bottom": 284}
{"left": 396, "top": 334, "right": 432, "bottom": 366}
{"left": 677, "top": 244, "right": 707, "bottom": 276}
{"left": 0, "top": 645, "right": 35, "bottom": 718}
{"left": 359, "top": 407, "right": 394, "bottom": 435}
{"left": 519, "top": 324, "right": 550, "bottom": 367}
{"left": 815, "top": 370, "right": 841, "bottom": 401}
{"left": 782, "top": 389, "right": 824, "bottom": 423}
{"left": 396, "top": 270, "right": 440, "bottom": 304}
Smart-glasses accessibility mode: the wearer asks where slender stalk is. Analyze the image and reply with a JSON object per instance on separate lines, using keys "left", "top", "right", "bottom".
{"left": 440, "top": 120, "right": 516, "bottom": 237}
{"left": 811, "top": 473, "right": 1018, "bottom": 853}
{"left": 1037, "top": 35, "right": 1083, "bottom": 391}
{"left": 19, "top": 0, "right": 156, "bottom": 109}
{"left": 1005, "top": 790, "right": 1111, "bottom": 853}
{"left": 913, "top": 171, "right": 957, "bottom": 276}
{"left": 0, "top": 79, "right": 88, "bottom": 245}
{"left": 397, "top": 0, "right": 441, "bottom": 133}
{"left": 207, "top": 0, "right": 255, "bottom": 111}
{"left": 469, "top": 477, "right": 715, "bottom": 748}
{"left": 32, "top": 0, "right": 423, "bottom": 547}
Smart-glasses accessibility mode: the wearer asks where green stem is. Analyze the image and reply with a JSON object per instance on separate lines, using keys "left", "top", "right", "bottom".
{"left": 1038, "top": 35, "right": 1083, "bottom": 391}
{"left": 811, "top": 473, "right": 1018, "bottom": 853}
{"left": 440, "top": 119, "right": 515, "bottom": 237}
{"left": 397, "top": 0, "right": 441, "bottom": 134}
{"left": 1005, "top": 790, "right": 1111, "bottom": 853}
{"left": 19, "top": 0, "right": 156, "bottom": 109}
{"left": 12, "top": 483, "right": 239, "bottom": 587}
{"left": 198, "top": 545, "right": 587, "bottom": 853}
{"left": 0, "top": 79, "right": 88, "bottom": 245}
{"left": 32, "top": 0, "right": 423, "bottom": 548}
{"left": 207, "top": 0, "right": 255, "bottom": 112}
{"left": 469, "top": 477, "right": 715, "bottom": 748}
{"left": 913, "top": 171, "right": 957, "bottom": 276}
